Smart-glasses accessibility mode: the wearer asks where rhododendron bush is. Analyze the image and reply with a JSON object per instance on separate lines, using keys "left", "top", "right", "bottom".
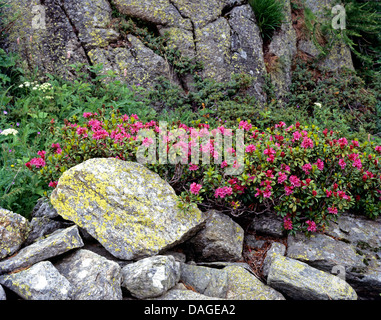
{"left": 26, "top": 107, "right": 381, "bottom": 234}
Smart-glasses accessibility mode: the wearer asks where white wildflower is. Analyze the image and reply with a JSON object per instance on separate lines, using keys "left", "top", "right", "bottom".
{"left": 314, "top": 102, "right": 322, "bottom": 108}
{"left": 0, "top": 128, "right": 18, "bottom": 136}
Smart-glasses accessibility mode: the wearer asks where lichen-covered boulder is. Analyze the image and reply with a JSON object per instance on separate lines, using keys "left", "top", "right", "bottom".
{"left": 50, "top": 158, "right": 208, "bottom": 260}
{"left": 286, "top": 232, "right": 366, "bottom": 274}
{"left": 223, "top": 265, "right": 285, "bottom": 300}
{"left": 0, "top": 225, "right": 84, "bottom": 275}
{"left": 180, "top": 263, "right": 228, "bottom": 298}
{"left": 267, "top": 255, "right": 358, "bottom": 300}
{"left": 188, "top": 210, "right": 244, "bottom": 262}
{"left": 0, "top": 208, "right": 31, "bottom": 260}
{"left": 121, "top": 255, "right": 180, "bottom": 299}
{"left": 0, "top": 261, "right": 72, "bottom": 300}
{"left": 55, "top": 249, "right": 122, "bottom": 300}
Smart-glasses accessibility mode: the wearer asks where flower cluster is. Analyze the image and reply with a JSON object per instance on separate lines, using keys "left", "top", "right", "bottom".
{"left": 0, "top": 128, "right": 18, "bottom": 136}
{"left": 26, "top": 106, "right": 381, "bottom": 234}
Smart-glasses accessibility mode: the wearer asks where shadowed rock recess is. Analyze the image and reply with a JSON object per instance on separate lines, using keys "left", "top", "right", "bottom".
{"left": 1, "top": 0, "right": 353, "bottom": 102}
{"left": 0, "top": 158, "right": 380, "bottom": 300}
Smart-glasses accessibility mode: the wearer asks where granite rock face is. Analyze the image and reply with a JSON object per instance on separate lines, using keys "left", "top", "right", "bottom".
{"left": 0, "top": 261, "right": 72, "bottom": 300}
{"left": 50, "top": 158, "right": 208, "bottom": 260}
{"left": 0, "top": 208, "right": 31, "bottom": 260}
{"left": 267, "top": 255, "right": 358, "bottom": 300}
{"left": 55, "top": 249, "right": 123, "bottom": 300}
{"left": 0, "top": 225, "right": 84, "bottom": 275}
{"left": 189, "top": 210, "right": 244, "bottom": 262}
{"left": 2, "top": 0, "right": 354, "bottom": 101}
{"left": 121, "top": 255, "right": 181, "bottom": 299}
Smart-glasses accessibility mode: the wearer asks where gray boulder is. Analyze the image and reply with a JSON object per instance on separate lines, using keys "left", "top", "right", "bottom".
{"left": 223, "top": 265, "right": 285, "bottom": 300}
{"left": 267, "top": 255, "right": 358, "bottom": 300}
{"left": 31, "top": 198, "right": 59, "bottom": 219}
{"left": 249, "top": 211, "right": 285, "bottom": 238}
{"left": 24, "top": 216, "right": 72, "bottom": 246}
{"left": 286, "top": 232, "right": 366, "bottom": 274}
{"left": 121, "top": 255, "right": 180, "bottom": 299}
{"left": 0, "top": 285, "right": 5, "bottom": 300}
{"left": 189, "top": 210, "right": 244, "bottom": 262}
{"left": 55, "top": 249, "right": 122, "bottom": 300}
{"left": 0, "top": 225, "right": 84, "bottom": 275}
{"left": 262, "top": 242, "right": 286, "bottom": 278}
{"left": 50, "top": 158, "right": 208, "bottom": 260}
{"left": 0, "top": 261, "right": 72, "bottom": 300}
{"left": 180, "top": 263, "right": 228, "bottom": 298}
{"left": 0, "top": 208, "right": 31, "bottom": 260}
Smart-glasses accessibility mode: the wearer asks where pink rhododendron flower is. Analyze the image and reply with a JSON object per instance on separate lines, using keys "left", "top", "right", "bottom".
{"left": 352, "top": 140, "right": 359, "bottom": 147}
{"left": 189, "top": 164, "right": 199, "bottom": 171}
{"left": 353, "top": 158, "right": 362, "bottom": 169}
{"left": 328, "top": 206, "right": 338, "bottom": 215}
{"left": 289, "top": 175, "right": 301, "bottom": 187}
{"left": 306, "top": 220, "right": 317, "bottom": 232}
{"left": 76, "top": 126, "right": 88, "bottom": 137}
{"left": 375, "top": 146, "right": 381, "bottom": 154}
{"left": 245, "top": 144, "right": 256, "bottom": 153}
{"left": 281, "top": 164, "right": 290, "bottom": 172}
{"left": 283, "top": 217, "right": 293, "bottom": 230}
{"left": 37, "top": 150, "right": 46, "bottom": 159}
{"left": 278, "top": 172, "right": 287, "bottom": 184}
{"left": 142, "top": 137, "right": 154, "bottom": 146}
{"left": 339, "top": 158, "right": 346, "bottom": 170}
{"left": 83, "top": 112, "right": 94, "bottom": 118}
{"left": 92, "top": 129, "right": 109, "bottom": 140}
{"left": 263, "top": 188, "right": 272, "bottom": 198}
{"left": 239, "top": 120, "right": 252, "bottom": 131}
{"left": 293, "top": 131, "right": 302, "bottom": 141}
{"left": 48, "top": 181, "right": 58, "bottom": 188}
{"left": 190, "top": 183, "right": 202, "bottom": 195}
{"left": 316, "top": 159, "right": 324, "bottom": 171}
{"left": 215, "top": 186, "right": 233, "bottom": 199}
{"left": 221, "top": 161, "right": 228, "bottom": 168}
{"left": 338, "top": 137, "right": 348, "bottom": 148}
{"left": 28, "top": 157, "right": 46, "bottom": 168}
{"left": 302, "top": 163, "right": 312, "bottom": 175}
{"left": 284, "top": 185, "right": 294, "bottom": 195}
{"left": 301, "top": 137, "right": 314, "bottom": 149}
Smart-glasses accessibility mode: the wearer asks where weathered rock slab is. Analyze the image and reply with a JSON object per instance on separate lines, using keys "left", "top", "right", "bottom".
{"left": 180, "top": 263, "right": 228, "bottom": 298}
{"left": 0, "top": 225, "right": 84, "bottom": 275}
{"left": 267, "top": 255, "right": 358, "bottom": 300}
{"left": 0, "top": 208, "right": 31, "bottom": 260}
{"left": 223, "top": 265, "right": 285, "bottom": 300}
{"left": 0, "top": 261, "right": 72, "bottom": 300}
{"left": 189, "top": 210, "right": 244, "bottom": 262}
{"left": 55, "top": 249, "right": 122, "bottom": 300}
{"left": 286, "top": 232, "right": 366, "bottom": 274}
{"left": 121, "top": 255, "right": 180, "bottom": 299}
{"left": 50, "top": 158, "right": 208, "bottom": 260}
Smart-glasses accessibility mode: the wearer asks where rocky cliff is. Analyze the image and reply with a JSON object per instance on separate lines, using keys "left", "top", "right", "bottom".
{"left": 2, "top": 0, "right": 353, "bottom": 102}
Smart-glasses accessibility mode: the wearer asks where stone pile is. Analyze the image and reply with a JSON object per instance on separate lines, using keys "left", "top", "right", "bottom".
{"left": 0, "top": 158, "right": 380, "bottom": 300}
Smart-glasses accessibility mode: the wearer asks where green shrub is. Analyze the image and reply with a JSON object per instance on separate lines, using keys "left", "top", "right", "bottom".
{"left": 286, "top": 59, "right": 379, "bottom": 140}
{"left": 26, "top": 106, "right": 381, "bottom": 232}
{"left": 249, "top": 0, "right": 286, "bottom": 40}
